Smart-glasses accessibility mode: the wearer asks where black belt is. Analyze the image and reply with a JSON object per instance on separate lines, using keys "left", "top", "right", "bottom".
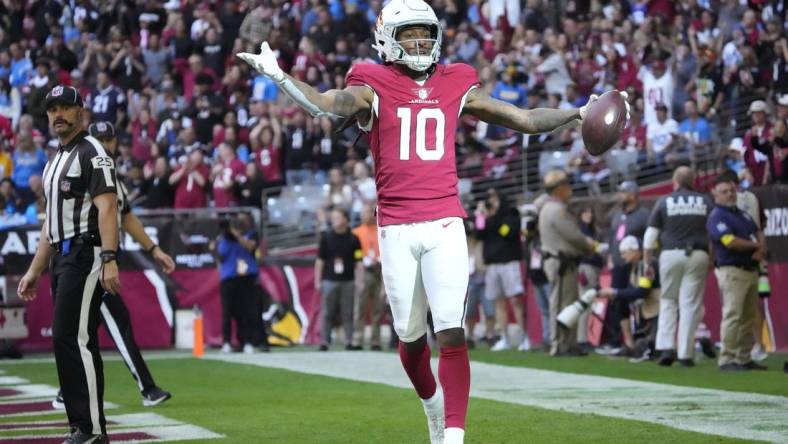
{"left": 52, "top": 233, "right": 101, "bottom": 253}
{"left": 718, "top": 264, "right": 758, "bottom": 272}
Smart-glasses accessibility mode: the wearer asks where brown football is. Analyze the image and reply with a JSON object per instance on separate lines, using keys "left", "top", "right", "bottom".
{"left": 581, "top": 90, "right": 628, "bottom": 156}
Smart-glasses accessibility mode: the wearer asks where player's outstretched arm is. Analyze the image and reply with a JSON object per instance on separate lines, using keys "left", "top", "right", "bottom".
{"left": 281, "top": 74, "right": 373, "bottom": 118}
{"left": 462, "top": 88, "right": 582, "bottom": 135}
{"left": 237, "top": 41, "right": 371, "bottom": 118}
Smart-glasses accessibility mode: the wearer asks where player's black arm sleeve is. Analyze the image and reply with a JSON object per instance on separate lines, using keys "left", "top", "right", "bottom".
{"left": 462, "top": 88, "right": 581, "bottom": 135}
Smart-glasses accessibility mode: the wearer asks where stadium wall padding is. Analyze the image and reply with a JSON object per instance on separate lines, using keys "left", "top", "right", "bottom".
{"left": 13, "top": 261, "right": 788, "bottom": 352}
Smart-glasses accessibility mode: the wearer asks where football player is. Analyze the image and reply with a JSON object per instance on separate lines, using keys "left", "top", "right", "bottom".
{"left": 238, "top": 1, "right": 617, "bottom": 442}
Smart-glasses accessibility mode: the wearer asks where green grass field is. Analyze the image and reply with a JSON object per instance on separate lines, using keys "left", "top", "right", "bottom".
{"left": 1, "top": 348, "right": 786, "bottom": 443}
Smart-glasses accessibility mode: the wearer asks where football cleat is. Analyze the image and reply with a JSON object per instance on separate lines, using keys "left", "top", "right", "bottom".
{"left": 52, "top": 390, "right": 65, "bottom": 410}
{"left": 61, "top": 430, "right": 108, "bottom": 444}
{"left": 142, "top": 386, "right": 172, "bottom": 407}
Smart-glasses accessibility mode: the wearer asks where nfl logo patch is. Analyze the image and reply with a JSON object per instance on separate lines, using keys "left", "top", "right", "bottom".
{"left": 52, "top": 86, "right": 64, "bottom": 97}
{"left": 412, "top": 87, "right": 433, "bottom": 100}
{"left": 60, "top": 180, "right": 70, "bottom": 192}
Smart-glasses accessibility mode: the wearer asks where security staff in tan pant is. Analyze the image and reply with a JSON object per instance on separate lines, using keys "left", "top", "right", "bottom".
{"left": 707, "top": 174, "right": 768, "bottom": 371}
{"left": 644, "top": 167, "right": 712, "bottom": 367}
{"left": 538, "top": 170, "right": 608, "bottom": 356}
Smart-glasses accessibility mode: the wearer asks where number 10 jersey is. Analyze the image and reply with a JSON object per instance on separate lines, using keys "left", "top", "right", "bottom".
{"left": 346, "top": 63, "right": 481, "bottom": 226}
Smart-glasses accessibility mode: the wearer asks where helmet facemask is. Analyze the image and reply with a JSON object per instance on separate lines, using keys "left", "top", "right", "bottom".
{"left": 374, "top": 16, "right": 442, "bottom": 73}
{"left": 391, "top": 23, "right": 441, "bottom": 72}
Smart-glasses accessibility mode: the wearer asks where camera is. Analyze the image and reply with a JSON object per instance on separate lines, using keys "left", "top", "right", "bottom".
{"left": 556, "top": 288, "right": 598, "bottom": 329}
{"left": 218, "top": 217, "right": 236, "bottom": 241}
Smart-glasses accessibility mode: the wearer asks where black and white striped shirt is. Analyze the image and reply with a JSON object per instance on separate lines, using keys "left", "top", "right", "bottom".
{"left": 116, "top": 179, "right": 131, "bottom": 225}
{"left": 42, "top": 131, "right": 118, "bottom": 244}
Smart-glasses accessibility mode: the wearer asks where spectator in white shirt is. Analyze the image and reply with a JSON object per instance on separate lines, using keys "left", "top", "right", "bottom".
{"left": 646, "top": 103, "right": 679, "bottom": 166}
{"left": 639, "top": 59, "right": 675, "bottom": 127}
{"left": 350, "top": 161, "right": 376, "bottom": 223}
{"left": 536, "top": 46, "right": 572, "bottom": 100}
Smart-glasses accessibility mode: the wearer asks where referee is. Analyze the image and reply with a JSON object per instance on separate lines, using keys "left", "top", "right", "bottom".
{"left": 643, "top": 166, "right": 712, "bottom": 367}
{"left": 18, "top": 85, "right": 119, "bottom": 444}
{"left": 51, "top": 122, "right": 174, "bottom": 410}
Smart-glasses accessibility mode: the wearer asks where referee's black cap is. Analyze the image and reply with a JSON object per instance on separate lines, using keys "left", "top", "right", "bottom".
{"left": 45, "top": 85, "right": 83, "bottom": 109}
{"left": 88, "top": 121, "right": 116, "bottom": 139}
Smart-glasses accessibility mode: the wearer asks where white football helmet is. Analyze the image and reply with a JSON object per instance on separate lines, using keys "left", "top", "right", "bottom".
{"left": 372, "top": 0, "right": 442, "bottom": 72}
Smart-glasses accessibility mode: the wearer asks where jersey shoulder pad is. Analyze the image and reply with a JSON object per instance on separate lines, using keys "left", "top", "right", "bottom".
{"left": 346, "top": 63, "right": 391, "bottom": 87}
{"left": 440, "top": 63, "right": 481, "bottom": 85}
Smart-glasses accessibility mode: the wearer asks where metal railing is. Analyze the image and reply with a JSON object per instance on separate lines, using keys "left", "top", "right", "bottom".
{"left": 259, "top": 97, "right": 764, "bottom": 250}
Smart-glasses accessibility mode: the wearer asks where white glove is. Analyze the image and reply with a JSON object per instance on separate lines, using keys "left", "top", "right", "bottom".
{"left": 620, "top": 91, "right": 631, "bottom": 122}
{"left": 236, "top": 41, "right": 285, "bottom": 83}
{"left": 579, "top": 91, "right": 631, "bottom": 122}
{"left": 579, "top": 94, "right": 598, "bottom": 121}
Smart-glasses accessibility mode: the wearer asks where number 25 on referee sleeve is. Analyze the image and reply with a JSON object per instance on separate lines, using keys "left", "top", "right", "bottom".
{"left": 91, "top": 156, "right": 115, "bottom": 187}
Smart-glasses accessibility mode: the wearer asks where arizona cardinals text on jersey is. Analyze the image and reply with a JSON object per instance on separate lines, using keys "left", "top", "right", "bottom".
{"left": 346, "top": 63, "right": 480, "bottom": 226}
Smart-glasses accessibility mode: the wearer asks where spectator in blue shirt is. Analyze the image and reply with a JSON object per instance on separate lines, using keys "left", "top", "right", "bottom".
{"left": 491, "top": 67, "right": 528, "bottom": 108}
{"left": 252, "top": 74, "right": 279, "bottom": 103}
{"left": 0, "top": 50, "right": 10, "bottom": 81}
{"left": 707, "top": 173, "right": 766, "bottom": 371}
{"left": 8, "top": 43, "right": 31, "bottom": 89}
{"left": 11, "top": 132, "right": 47, "bottom": 202}
{"left": 214, "top": 214, "right": 266, "bottom": 354}
{"left": 678, "top": 100, "right": 711, "bottom": 162}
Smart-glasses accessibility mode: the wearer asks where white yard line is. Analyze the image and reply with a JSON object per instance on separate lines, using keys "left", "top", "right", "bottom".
{"left": 209, "top": 352, "right": 788, "bottom": 443}
{"left": 0, "top": 414, "right": 223, "bottom": 442}
{"left": 0, "top": 376, "right": 28, "bottom": 385}
{"left": 0, "top": 384, "right": 56, "bottom": 401}
{"left": 0, "top": 351, "right": 194, "bottom": 365}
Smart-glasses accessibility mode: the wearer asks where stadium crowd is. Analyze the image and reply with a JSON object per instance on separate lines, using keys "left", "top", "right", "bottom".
{"left": 0, "top": 1, "right": 786, "bottom": 360}
{"left": 0, "top": 0, "right": 786, "bottom": 228}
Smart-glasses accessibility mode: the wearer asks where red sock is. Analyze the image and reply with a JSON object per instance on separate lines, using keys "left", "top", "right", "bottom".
{"left": 439, "top": 344, "right": 470, "bottom": 429}
{"left": 398, "top": 341, "right": 437, "bottom": 399}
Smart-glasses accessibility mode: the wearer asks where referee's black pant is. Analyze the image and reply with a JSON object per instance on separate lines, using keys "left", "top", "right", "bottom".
{"left": 100, "top": 292, "right": 157, "bottom": 393}
{"left": 51, "top": 242, "right": 106, "bottom": 435}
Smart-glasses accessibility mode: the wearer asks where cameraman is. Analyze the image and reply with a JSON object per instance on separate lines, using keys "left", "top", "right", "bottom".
{"left": 215, "top": 214, "right": 260, "bottom": 354}
{"left": 598, "top": 236, "right": 660, "bottom": 360}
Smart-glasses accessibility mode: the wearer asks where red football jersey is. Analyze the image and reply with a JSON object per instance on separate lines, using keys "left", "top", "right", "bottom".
{"left": 213, "top": 158, "right": 246, "bottom": 208}
{"left": 346, "top": 63, "right": 481, "bottom": 226}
